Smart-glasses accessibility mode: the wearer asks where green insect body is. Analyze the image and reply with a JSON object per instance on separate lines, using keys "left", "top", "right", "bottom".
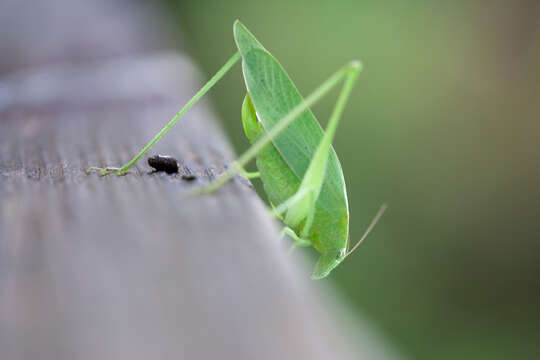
{"left": 89, "top": 20, "right": 386, "bottom": 279}
{"left": 236, "top": 23, "right": 349, "bottom": 278}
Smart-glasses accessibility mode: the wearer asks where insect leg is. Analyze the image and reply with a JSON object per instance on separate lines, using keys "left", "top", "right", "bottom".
{"left": 291, "top": 61, "right": 361, "bottom": 238}
{"left": 86, "top": 166, "right": 124, "bottom": 176}
{"left": 88, "top": 52, "right": 242, "bottom": 176}
{"left": 271, "top": 187, "right": 314, "bottom": 218}
{"left": 199, "top": 61, "right": 362, "bottom": 194}
{"left": 243, "top": 172, "right": 260, "bottom": 179}
{"left": 238, "top": 167, "right": 260, "bottom": 179}
{"left": 270, "top": 61, "right": 362, "bottom": 240}
{"left": 282, "top": 227, "right": 312, "bottom": 254}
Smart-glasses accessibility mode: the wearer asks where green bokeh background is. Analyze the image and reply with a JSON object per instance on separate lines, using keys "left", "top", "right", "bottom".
{"left": 162, "top": 1, "right": 540, "bottom": 358}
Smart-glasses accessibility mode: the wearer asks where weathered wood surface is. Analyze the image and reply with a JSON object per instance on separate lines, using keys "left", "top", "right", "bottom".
{"left": 0, "top": 1, "right": 399, "bottom": 359}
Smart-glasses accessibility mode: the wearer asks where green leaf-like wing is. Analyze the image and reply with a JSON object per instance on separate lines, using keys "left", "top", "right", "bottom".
{"left": 233, "top": 21, "right": 349, "bottom": 227}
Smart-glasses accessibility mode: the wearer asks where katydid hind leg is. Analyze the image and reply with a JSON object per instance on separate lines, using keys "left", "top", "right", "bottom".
{"left": 272, "top": 187, "right": 314, "bottom": 218}
{"left": 277, "top": 62, "right": 361, "bottom": 238}
{"left": 200, "top": 61, "right": 362, "bottom": 196}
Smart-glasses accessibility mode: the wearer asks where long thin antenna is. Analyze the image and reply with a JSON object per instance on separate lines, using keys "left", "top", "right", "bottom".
{"left": 346, "top": 203, "right": 388, "bottom": 257}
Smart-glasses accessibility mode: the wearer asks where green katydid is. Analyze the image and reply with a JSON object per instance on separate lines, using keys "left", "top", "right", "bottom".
{"left": 89, "top": 20, "right": 386, "bottom": 279}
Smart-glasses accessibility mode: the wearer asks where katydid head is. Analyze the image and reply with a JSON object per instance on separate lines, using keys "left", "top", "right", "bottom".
{"left": 311, "top": 248, "right": 347, "bottom": 280}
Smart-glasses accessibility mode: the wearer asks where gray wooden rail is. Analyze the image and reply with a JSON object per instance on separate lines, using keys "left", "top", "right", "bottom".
{"left": 0, "top": 1, "right": 399, "bottom": 359}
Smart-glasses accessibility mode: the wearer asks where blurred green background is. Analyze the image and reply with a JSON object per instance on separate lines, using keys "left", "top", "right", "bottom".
{"left": 162, "top": 1, "right": 540, "bottom": 359}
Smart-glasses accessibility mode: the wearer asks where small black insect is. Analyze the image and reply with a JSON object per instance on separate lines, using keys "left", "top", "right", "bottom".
{"left": 148, "top": 155, "right": 179, "bottom": 174}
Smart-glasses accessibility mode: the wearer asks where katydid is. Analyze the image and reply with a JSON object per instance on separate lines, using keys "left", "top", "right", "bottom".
{"left": 89, "top": 20, "right": 386, "bottom": 279}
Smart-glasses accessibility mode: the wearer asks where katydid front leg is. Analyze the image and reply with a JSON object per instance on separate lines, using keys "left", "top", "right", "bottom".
{"left": 238, "top": 167, "right": 260, "bottom": 179}
{"left": 282, "top": 227, "right": 312, "bottom": 253}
